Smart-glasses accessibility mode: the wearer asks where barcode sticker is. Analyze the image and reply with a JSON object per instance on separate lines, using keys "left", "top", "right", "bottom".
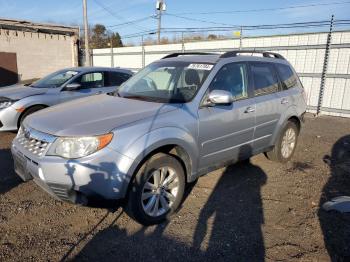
{"left": 188, "top": 64, "right": 214, "bottom": 71}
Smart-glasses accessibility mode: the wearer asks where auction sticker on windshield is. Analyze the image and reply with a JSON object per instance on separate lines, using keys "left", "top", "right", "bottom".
{"left": 188, "top": 64, "right": 214, "bottom": 70}
{"left": 66, "top": 71, "right": 79, "bottom": 75}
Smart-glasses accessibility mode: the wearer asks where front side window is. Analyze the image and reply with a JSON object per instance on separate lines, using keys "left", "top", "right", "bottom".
{"left": 208, "top": 63, "right": 248, "bottom": 100}
{"left": 117, "top": 61, "right": 213, "bottom": 103}
{"left": 30, "top": 70, "right": 78, "bottom": 88}
{"left": 275, "top": 63, "right": 298, "bottom": 90}
{"left": 250, "top": 62, "right": 279, "bottom": 96}
{"left": 74, "top": 72, "right": 104, "bottom": 89}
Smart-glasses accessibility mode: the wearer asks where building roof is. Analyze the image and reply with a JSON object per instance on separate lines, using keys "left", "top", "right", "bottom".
{"left": 0, "top": 18, "right": 79, "bottom": 36}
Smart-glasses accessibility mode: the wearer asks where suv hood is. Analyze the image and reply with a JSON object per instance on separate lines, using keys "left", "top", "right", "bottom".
{"left": 0, "top": 84, "right": 48, "bottom": 100}
{"left": 25, "top": 94, "right": 181, "bottom": 137}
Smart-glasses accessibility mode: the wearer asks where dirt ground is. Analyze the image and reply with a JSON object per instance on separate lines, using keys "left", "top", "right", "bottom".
{"left": 0, "top": 114, "right": 350, "bottom": 262}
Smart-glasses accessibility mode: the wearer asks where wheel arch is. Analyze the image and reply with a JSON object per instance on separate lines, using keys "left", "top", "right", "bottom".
{"left": 123, "top": 141, "right": 196, "bottom": 199}
{"left": 271, "top": 107, "right": 302, "bottom": 148}
{"left": 17, "top": 104, "right": 49, "bottom": 128}
{"left": 287, "top": 115, "right": 301, "bottom": 133}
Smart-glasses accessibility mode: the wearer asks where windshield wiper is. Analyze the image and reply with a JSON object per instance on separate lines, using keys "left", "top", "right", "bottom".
{"left": 123, "top": 95, "right": 147, "bottom": 101}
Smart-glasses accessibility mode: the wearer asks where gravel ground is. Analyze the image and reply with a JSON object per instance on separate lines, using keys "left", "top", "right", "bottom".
{"left": 0, "top": 114, "right": 350, "bottom": 262}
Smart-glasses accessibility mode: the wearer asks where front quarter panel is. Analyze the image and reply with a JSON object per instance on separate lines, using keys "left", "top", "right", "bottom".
{"left": 109, "top": 126, "right": 198, "bottom": 195}
{"left": 107, "top": 108, "right": 199, "bottom": 190}
{"left": 0, "top": 93, "right": 58, "bottom": 131}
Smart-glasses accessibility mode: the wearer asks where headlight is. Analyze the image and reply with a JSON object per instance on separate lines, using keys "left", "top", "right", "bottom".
{"left": 16, "top": 126, "right": 24, "bottom": 138}
{"left": 0, "top": 101, "right": 14, "bottom": 109}
{"left": 50, "top": 133, "right": 113, "bottom": 159}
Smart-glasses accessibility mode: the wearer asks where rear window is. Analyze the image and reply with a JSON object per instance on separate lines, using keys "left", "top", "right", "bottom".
{"left": 250, "top": 62, "right": 279, "bottom": 96}
{"left": 105, "top": 72, "right": 132, "bottom": 87}
{"left": 275, "top": 63, "right": 298, "bottom": 90}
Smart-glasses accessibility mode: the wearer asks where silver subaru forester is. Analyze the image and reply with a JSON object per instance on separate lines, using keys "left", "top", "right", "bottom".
{"left": 12, "top": 51, "right": 307, "bottom": 225}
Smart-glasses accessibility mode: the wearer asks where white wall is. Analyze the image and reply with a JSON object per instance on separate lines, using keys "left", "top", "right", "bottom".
{"left": 93, "top": 31, "right": 350, "bottom": 117}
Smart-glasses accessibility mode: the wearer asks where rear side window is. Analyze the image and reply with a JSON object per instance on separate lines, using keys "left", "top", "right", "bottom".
{"left": 105, "top": 72, "right": 131, "bottom": 87}
{"left": 250, "top": 62, "right": 279, "bottom": 96}
{"left": 275, "top": 63, "right": 298, "bottom": 90}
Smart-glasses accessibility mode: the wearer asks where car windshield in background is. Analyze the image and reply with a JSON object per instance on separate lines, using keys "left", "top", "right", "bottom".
{"left": 30, "top": 70, "right": 79, "bottom": 88}
{"left": 117, "top": 61, "right": 214, "bottom": 103}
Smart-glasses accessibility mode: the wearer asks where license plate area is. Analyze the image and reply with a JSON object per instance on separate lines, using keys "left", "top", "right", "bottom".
{"left": 14, "top": 151, "right": 32, "bottom": 181}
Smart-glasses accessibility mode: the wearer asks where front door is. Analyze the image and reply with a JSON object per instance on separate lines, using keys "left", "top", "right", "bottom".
{"left": 60, "top": 71, "right": 105, "bottom": 103}
{"left": 198, "top": 62, "right": 256, "bottom": 170}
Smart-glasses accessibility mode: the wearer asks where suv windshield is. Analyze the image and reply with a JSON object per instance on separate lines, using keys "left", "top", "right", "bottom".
{"left": 30, "top": 70, "right": 79, "bottom": 88}
{"left": 117, "top": 61, "right": 213, "bottom": 103}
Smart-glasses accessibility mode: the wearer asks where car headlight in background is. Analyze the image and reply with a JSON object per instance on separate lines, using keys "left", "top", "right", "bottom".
{"left": 50, "top": 133, "right": 114, "bottom": 159}
{"left": 0, "top": 100, "right": 16, "bottom": 109}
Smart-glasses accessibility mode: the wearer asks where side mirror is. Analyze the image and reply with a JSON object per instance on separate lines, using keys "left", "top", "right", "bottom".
{"left": 63, "top": 83, "right": 81, "bottom": 91}
{"left": 205, "top": 90, "right": 233, "bottom": 106}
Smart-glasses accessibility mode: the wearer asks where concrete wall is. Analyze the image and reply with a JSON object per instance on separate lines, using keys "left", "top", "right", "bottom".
{"left": 0, "top": 28, "right": 78, "bottom": 80}
{"left": 93, "top": 31, "right": 350, "bottom": 117}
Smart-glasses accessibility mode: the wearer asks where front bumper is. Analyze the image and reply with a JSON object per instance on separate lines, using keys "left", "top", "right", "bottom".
{"left": 11, "top": 136, "right": 135, "bottom": 205}
{"left": 0, "top": 106, "right": 20, "bottom": 131}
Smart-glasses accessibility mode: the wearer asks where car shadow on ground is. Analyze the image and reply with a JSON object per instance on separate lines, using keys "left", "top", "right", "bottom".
{"left": 68, "top": 157, "right": 267, "bottom": 262}
{"left": 319, "top": 135, "right": 350, "bottom": 261}
{"left": 0, "top": 148, "right": 22, "bottom": 195}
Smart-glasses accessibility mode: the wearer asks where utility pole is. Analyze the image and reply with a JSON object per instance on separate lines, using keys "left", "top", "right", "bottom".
{"left": 141, "top": 35, "right": 145, "bottom": 68}
{"left": 83, "top": 0, "right": 90, "bottom": 66}
{"left": 110, "top": 37, "right": 114, "bottom": 67}
{"left": 239, "top": 26, "right": 243, "bottom": 50}
{"left": 181, "top": 32, "right": 185, "bottom": 53}
{"left": 156, "top": 0, "right": 166, "bottom": 44}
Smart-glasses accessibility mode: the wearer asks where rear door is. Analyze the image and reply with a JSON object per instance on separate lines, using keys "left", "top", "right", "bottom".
{"left": 274, "top": 63, "right": 305, "bottom": 112}
{"left": 103, "top": 71, "right": 132, "bottom": 93}
{"left": 198, "top": 62, "right": 255, "bottom": 170}
{"left": 249, "top": 62, "right": 282, "bottom": 152}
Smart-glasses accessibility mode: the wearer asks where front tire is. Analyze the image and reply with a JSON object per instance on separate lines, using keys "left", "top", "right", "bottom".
{"left": 265, "top": 121, "right": 299, "bottom": 163}
{"left": 126, "top": 153, "right": 185, "bottom": 225}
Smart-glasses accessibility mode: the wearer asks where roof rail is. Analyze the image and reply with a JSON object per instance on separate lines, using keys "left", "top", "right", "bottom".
{"left": 162, "top": 52, "right": 216, "bottom": 59}
{"left": 220, "top": 50, "right": 285, "bottom": 59}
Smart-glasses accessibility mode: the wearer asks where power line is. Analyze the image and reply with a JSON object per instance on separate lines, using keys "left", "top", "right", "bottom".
{"left": 121, "top": 30, "right": 157, "bottom": 39}
{"left": 164, "top": 13, "right": 240, "bottom": 27}
{"left": 162, "top": 20, "right": 334, "bottom": 31}
{"left": 171, "top": 1, "right": 350, "bottom": 15}
{"left": 106, "top": 16, "right": 156, "bottom": 29}
{"left": 88, "top": 2, "right": 137, "bottom": 17}
{"left": 119, "top": 19, "right": 350, "bottom": 40}
{"left": 91, "top": 0, "right": 150, "bottom": 32}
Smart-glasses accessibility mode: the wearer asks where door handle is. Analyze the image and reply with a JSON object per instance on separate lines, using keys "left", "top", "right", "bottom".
{"left": 96, "top": 91, "right": 103, "bottom": 95}
{"left": 245, "top": 107, "right": 255, "bottom": 113}
{"left": 281, "top": 98, "right": 289, "bottom": 104}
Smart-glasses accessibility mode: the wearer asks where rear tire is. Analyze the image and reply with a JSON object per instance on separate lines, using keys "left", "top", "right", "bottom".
{"left": 125, "top": 153, "right": 185, "bottom": 225}
{"left": 265, "top": 121, "right": 299, "bottom": 163}
{"left": 18, "top": 106, "right": 46, "bottom": 127}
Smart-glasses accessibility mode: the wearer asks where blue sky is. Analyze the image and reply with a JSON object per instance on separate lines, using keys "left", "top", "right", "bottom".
{"left": 0, "top": 0, "right": 349, "bottom": 43}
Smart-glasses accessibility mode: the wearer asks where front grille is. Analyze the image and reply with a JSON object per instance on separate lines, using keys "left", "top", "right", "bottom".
{"left": 17, "top": 135, "right": 49, "bottom": 156}
{"left": 15, "top": 126, "right": 56, "bottom": 157}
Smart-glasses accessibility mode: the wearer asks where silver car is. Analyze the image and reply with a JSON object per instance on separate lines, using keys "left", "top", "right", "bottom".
{"left": 11, "top": 51, "right": 307, "bottom": 225}
{"left": 0, "top": 67, "right": 132, "bottom": 131}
